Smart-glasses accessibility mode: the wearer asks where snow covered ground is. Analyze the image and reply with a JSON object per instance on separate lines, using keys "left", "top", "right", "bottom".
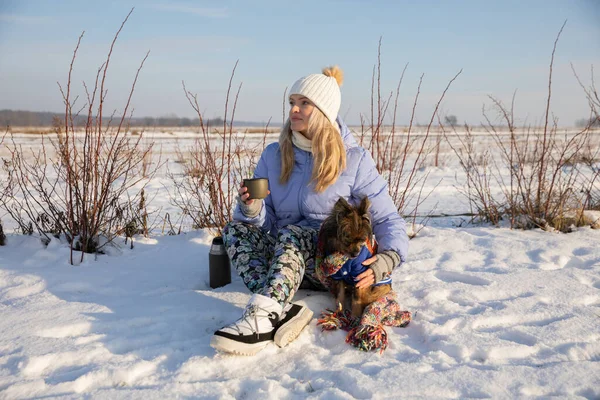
{"left": 1, "top": 131, "right": 600, "bottom": 399}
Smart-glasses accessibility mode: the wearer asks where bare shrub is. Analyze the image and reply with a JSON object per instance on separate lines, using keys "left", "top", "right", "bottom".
{"left": 120, "top": 188, "right": 161, "bottom": 248}
{"left": 161, "top": 212, "right": 184, "bottom": 236}
{"left": 445, "top": 22, "right": 599, "bottom": 231}
{"left": 0, "top": 128, "right": 9, "bottom": 235}
{"left": 441, "top": 122, "right": 502, "bottom": 225}
{"left": 572, "top": 65, "right": 600, "bottom": 212}
{"left": 357, "top": 38, "right": 461, "bottom": 234}
{"left": 432, "top": 132, "right": 444, "bottom": 168}
{"left": 572, "top": 64, "right": 600, "bottom": 127}
{"left": 169, "top": 62, "right": 268, "bottom": 232}
{"left": 0, "top": 9, "right": 157, "bottom": 263}
{"left": 579, "top": 149, "right": 600, "bottom": 212}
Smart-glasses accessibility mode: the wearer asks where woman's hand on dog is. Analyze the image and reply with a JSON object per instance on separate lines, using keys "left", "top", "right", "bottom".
{"left": 239, "top": 185, "right": 270, "bottom": 205}
{"left": 355, "top": 256, "right": 377, "bottom": 288}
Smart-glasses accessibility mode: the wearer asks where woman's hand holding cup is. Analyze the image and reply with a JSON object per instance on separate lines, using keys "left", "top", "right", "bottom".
{"left": 238, "top": 185, "right": 254, "bottom": 205}
{"left": 240, "top": 178, "right": 269, "bottom": 205}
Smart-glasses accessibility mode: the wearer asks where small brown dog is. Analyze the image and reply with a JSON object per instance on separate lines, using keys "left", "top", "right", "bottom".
{"left": 318, "top": 197, "right": 391, "bottom": 318}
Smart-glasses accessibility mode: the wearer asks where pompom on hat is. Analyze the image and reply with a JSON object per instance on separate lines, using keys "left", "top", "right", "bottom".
{"left": 289, "top": 66, "right": 344, "bottom": 126}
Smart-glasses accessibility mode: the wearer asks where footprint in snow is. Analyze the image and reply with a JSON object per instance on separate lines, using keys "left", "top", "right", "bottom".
{"left": 498, "top": 330, "right": 538, "bottom": 346}
{"left": 434, "top": 271, "right": 492, "bottom": 286}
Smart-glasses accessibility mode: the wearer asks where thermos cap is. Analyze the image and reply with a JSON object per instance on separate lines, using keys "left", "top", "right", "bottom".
{"left": 210, "top": 236, "right": 227, "bottom": 255}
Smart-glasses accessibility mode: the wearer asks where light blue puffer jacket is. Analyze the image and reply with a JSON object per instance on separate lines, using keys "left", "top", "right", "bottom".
{"left": 233, "top": 118, "right": 408, "bottom": 263}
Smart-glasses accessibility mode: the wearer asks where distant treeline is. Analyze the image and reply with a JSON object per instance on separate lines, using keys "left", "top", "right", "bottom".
{"left": 3, "top": 109, "right": 597, "bottom": 129}
{"left": 0, "top": 110, "right": 269, "bottom": 127}
{"left": 575, "top": 116, "right": 600, "bottom": 128}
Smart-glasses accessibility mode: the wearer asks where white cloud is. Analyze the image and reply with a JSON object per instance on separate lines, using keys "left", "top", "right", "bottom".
{"left": 149, "top": 3, "right": 228, "bottom": 18}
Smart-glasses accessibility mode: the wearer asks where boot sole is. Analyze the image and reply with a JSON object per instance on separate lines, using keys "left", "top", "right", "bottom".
{"left": 274, "top": 307, "right": 314, "bottom": 348}
{"left": 210, "top": 334, "right": 271, "bottom": 356}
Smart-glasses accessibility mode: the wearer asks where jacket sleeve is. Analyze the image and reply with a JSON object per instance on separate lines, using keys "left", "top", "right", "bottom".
{"left": 232, "top": 147, "right": 276, "bottom": 233}
{"left": 351, "top": 149, "right": 408, "bottom": 264}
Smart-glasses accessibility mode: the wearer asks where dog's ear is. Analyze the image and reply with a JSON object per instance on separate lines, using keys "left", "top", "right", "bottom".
{"left": 358, "top": 197, "right": 371, "bottom": 221}
{"left": 333, "top": 197, "right": 352, "bottom": 217}
{"left": 334, "top": 197, "right": 352, "bottom": 211}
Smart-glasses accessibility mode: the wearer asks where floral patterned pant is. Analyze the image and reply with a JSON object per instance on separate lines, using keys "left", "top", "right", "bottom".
{"left": 222, "top": 221, "right": 326, "bottom": 307}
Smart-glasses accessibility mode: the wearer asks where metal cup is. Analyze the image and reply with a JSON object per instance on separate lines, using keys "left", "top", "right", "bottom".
{"left": 243, "top": 178, "right": 269, "bottom": 200}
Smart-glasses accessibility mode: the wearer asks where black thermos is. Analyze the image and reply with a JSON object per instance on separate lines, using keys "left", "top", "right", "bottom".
{"left": 209, "top": 236, "right": 231, "bottom": 288}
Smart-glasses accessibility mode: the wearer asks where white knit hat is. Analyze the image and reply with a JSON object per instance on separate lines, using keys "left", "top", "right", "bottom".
{"left": 289, "top": 66, "right": 344, "bottom": 126}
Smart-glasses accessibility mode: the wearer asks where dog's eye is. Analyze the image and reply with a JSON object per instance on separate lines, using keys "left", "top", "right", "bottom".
{"left": 339, "top": 230, "right": 350, "bottom": 241}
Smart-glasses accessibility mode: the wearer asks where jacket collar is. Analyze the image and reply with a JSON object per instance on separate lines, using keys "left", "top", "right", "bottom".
{"left": 337, "top": 117, "right": 358, "bottom": 149}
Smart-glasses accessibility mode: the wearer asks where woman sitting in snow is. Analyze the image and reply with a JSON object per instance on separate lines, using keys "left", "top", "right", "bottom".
{"left": 211, "top": 66, "right": 409, "bottom": 355}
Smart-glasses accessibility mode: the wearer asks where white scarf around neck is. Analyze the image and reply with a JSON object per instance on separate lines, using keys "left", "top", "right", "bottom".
{"left": 291, "top": 130, "right": 313, "bottom": 153}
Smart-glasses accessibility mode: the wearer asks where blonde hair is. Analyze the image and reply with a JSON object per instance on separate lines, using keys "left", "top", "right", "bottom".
{"left": 279, "top": 107, "right": 346, "bottom": 193}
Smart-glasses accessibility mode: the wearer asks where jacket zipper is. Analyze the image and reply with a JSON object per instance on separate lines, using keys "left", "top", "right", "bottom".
{"left": 298, "top": 151, "right": 312, "bottom": 218}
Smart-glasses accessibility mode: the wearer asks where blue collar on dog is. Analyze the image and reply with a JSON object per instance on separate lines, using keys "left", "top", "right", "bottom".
{"left": 330, "top": 246, "right": 392, "bottom": 286}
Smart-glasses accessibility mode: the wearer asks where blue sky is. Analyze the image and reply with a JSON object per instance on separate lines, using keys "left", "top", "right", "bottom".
{"left": 1, "top": 0, "right": 599, "bottom": 126}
